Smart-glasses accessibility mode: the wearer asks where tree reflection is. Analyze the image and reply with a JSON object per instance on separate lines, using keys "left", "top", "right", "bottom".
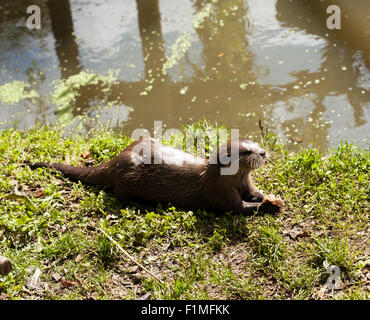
{"left": 47, "top": 0, "right": 82, "bottom": 79}
{"left": 2, "top": 0, "right": 367, "bottom": 149}
{"left": 275, "top": 0, "right": 369, "bottom": 130}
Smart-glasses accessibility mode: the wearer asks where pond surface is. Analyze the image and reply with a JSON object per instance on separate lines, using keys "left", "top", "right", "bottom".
{"left": 0, "top": 0, "right": 369, "bottom": 150}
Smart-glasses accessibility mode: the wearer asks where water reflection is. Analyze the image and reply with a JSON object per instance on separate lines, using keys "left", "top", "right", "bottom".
{"left": 275, "top": 0, "right": 369, "bottom": 127}
{"left": 47, "top": 0, "right": 82, "bottom": 78}
{"left": 0, "top": 0, "right": 368, "bottom": 150}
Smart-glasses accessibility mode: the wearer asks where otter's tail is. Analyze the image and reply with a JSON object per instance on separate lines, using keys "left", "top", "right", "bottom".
{"left": 28, "top": 162, "right": 111, "bottom": 187}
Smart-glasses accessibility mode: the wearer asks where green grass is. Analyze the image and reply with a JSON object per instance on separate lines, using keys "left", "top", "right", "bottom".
{"left": 0, "top": 123, "right": 369, "bottom": 300}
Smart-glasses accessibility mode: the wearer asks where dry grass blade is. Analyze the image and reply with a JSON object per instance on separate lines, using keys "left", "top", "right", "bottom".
{"left": 98, "top": 227, "right": 164, "bottom": 284}
{"left": 258, "top": 118, "right": 265, "bottom": 145}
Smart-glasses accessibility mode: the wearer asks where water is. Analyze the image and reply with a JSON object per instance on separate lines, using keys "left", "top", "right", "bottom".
{"left": 0, "top": 0, "right": 369, "bottom": 151}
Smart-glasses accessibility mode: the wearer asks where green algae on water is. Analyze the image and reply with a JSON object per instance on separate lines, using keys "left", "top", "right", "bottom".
{"left": 52, "top": 70, "right": 119, "bottom": 113}
{"left": 162, "top": 2, "right": 214, "bottom": 74}
{"left": 0, "top": 81, "right": 39, "bottom": 104}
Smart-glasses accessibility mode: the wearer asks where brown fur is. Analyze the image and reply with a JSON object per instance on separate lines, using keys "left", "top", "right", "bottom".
{"left": 29, "top": 137, "right": 281, "bottom": 214}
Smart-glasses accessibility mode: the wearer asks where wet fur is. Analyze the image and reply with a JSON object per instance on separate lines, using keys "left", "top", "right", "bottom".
{"left": 29, "top": 137, "right": 280, "bottom": 214}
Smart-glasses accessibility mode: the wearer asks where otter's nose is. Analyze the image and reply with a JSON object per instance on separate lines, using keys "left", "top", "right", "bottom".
{"left": 260, "top": 150, "right": 266, "bottom": 158}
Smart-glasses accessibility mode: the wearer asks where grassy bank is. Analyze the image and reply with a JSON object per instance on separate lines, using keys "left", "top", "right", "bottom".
{"left": 0, "top": 124, "right": 369, "bottom": 300}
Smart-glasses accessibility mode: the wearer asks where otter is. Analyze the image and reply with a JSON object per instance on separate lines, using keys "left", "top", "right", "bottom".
{"left": 28, "top": 137, "right": 283, "bottom": 214}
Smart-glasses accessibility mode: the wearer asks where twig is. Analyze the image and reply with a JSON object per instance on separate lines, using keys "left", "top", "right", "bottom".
{"left": 258, "top": 118, "right": 265, "bottom": 146}
{"left": 98, "top": 227, "right": 163, "bottom": 284}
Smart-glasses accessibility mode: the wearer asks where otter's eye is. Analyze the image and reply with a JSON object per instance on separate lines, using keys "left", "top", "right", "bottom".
{"left": 242, "top": 150, "right": 252, "bottom": 156}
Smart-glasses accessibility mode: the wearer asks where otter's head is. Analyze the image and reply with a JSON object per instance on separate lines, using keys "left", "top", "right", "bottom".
{"left": 209, "top": 138, "right": 266, "bottom": 175}
{"left": 237, "top": 139, "right": 266, "bottom": 171}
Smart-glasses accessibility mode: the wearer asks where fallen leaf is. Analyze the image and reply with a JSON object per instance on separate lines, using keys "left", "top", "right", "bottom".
{"left": 137, "top": 292, "right": 151, "bottom": 300}
{"left": 81, "top": 150, "right": 91, "bottom": 159}
{"left": 127, "top": 266, "right": 139, "bottom": 273}
{"left": 218, "top": 53, "right": 224, "bottom": 57}
{"left": 288, "top": 229, "right": 311, "bottom": 239}
{"left": 33, "top": 189, "right": 45, "bottom": 198}
{"left": 61, "top": 279, "right": 81, "bottom": 287}
{"left": 52, "top": 272, "right": 61, "bottom": 282}
{"left": 26, "top": 268, "right": 41, "bottom": 290}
